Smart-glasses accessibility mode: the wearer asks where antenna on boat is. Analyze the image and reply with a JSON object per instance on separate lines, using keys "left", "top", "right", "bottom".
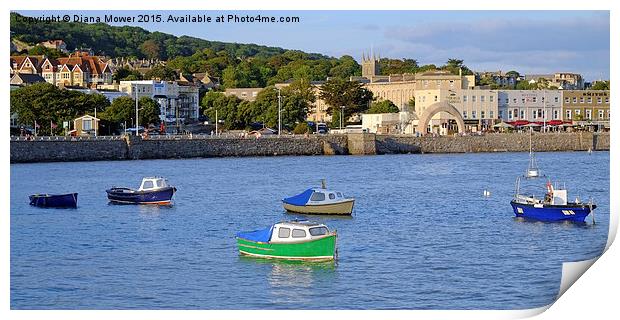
{"left": 321, "top": 179, "right": 326, "bottom": 189}
{"left": 526, "top": 127, "right": 540, "bottom": 178}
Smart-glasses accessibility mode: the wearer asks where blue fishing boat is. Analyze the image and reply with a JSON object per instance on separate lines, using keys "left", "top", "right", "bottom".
{"left": 510, "top": 130, "right": 596, "bottom": 223}
{"left": 29, "top": 193, "right": 78, "bottom": 208}
{"left": 106, "top": 177, "right": 176, "bottom": 205}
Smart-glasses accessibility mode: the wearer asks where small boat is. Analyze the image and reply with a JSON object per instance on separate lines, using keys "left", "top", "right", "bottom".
{"left": 236, "top": 220, "right": 337, "bottom": 261}
{"left": 510, "top": 129, "right": 596, "bottom": 222}
{"left": 282, "top": 180, "right": 354, "bottom": 215}
{"left": 29, "top": 193, "right": 78, "bottom": 208}
{"left": 106, "top": 177, "right": 176, "bottom": 205}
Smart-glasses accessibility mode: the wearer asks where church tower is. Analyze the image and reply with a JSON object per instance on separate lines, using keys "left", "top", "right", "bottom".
{"left": 361, "top": 52, "right": 380, "bottom": 79}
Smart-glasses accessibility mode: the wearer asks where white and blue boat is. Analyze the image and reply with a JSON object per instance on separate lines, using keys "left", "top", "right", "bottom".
{"left": 510, "top": 130, "right": 596, "bottom": 223}
{"left": 106, "top": 177, "right": 176, "bottom": 205}
{"left": 282, "top": 180, "right": 354, "bottom": 215}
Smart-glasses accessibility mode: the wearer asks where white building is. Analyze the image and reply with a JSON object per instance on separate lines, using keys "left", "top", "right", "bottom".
{"left": 119, "top": 80, "right": 200, "bottom": 123}
{"left": 361, "top": 112, "right": 414, "bottom": 134}
{"left": 498, "top": 90, "right": 563, "bottom": 124}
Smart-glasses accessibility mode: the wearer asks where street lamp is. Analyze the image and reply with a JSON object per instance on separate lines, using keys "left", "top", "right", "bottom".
{"left": 134, "top": 84, "right": 139, "bottom": 136}
{"left": 340, "top": 106, "right": 345, "bottom": 130}
{"left": 274, "top": 87, "right": 282, "bottom": 135}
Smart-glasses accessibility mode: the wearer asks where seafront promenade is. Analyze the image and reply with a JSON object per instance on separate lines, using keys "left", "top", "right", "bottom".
{"left": 9, "top": 132, "right": 609, "bottom": 163}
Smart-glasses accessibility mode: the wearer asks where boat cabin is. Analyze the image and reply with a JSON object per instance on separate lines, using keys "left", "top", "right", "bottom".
{"left": 138, "top": 177, "right": 170, "bottom": 191}
{"left": 270, "top": 221, "right": 331, "bottom": 243}
{"left": 307, "top": 188, "right": 348, "bottom": 204}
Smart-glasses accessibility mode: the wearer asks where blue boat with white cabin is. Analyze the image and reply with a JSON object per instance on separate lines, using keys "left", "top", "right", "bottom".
{"left": 106, "top": 177, "right": 176, "bottom": 205}
{"left": 510, "top": 130, "right": 596, "bottom": 223}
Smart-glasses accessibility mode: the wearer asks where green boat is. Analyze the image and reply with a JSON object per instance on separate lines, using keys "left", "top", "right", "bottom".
{"left": 236, "top": 220, "right": 337, "bottom": 261}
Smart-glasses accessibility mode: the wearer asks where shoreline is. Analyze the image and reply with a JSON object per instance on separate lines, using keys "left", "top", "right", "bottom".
{"left": 10, "top": 132, "right": 609, "bottom": 164}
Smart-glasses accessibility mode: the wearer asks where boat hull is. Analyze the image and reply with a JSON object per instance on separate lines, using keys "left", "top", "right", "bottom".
{"left": 283, "top": 199, "right": 354, "bottom": 215}
{"left": 29, "top": 193, "right": 78, "bottom": 208}
{"left": 106, "top": 187, "right": 176, "bottom": 205}
{"left": 511, "top": 200, "right": 596, "bottom": 222}
{"left": 236, "top": 234, "right": 336, "bottom": 261}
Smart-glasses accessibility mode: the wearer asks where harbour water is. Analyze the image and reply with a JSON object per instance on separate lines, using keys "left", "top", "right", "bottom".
{"left": 10, "top": 152, "right": 609, "bottom": 309}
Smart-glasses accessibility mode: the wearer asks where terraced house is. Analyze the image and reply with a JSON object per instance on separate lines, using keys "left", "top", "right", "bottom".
{"left": 9, "top": 51, "right": 113, "bottom": 88}
{"left": 562, "top": 90, "right": 610, "bottom": 127}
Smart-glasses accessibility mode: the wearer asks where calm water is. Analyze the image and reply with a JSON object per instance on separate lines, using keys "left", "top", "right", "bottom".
{"left": 10, "top": 152, "right": 609, "bottom": 309}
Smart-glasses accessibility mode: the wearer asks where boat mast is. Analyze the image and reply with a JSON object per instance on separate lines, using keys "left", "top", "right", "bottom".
{"left": 526, "top": 127, "right": 540, "bottom": 178}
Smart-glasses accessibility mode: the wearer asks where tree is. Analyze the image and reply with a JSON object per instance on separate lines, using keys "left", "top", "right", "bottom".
{"left": 591, "top": 81, "right": 610, "bottom": 90}
{"left": 201, "top": 91, "right": 243, "bottom": 129}
{"left": 138, "top": 97, "right": 161, "bottom": 127}
{"left": 10, "top": 83, "right": 109, "bottom": 135}
{"left": 28, "top": 45, "right": 65, "bottom": 59}
{"left": 408, "top": 97, "right": 416, "bottom": 112}
{"left": 113, "top": 67, "right": 143, "bottom": 81}
{"left": 506, "top": 70, "right": 520, "bottom": 77}
{"left": 367, "top": 100, "right": 399, "bottom": 114}
{"left": 140, "top": 39, "right": 160, "bottom": 60}
{"left": 293, "top": 122, "right": 309, "bottom": 134}
{"left": 319, "top": 78, "right": 373, "bottom": 122}
{"left": 516, "top": 81, "right": 537, "bottom": 90}
{"left": 144, "top": 65, "right": 177, "bottom": 81}
{"left": 441, "top": 59, "right": 473, "bottom": 75}
{"left": 101, "top": 96, "right": 135, "bottom": 125}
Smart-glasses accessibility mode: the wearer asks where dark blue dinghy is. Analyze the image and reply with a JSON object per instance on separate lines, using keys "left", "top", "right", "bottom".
{"left": 29, "top": 193, "right": 78, "bottom": 208}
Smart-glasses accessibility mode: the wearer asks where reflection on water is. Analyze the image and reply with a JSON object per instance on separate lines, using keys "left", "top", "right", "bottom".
{"left": 239, "top": 256, "right": 336, "bottom": 305}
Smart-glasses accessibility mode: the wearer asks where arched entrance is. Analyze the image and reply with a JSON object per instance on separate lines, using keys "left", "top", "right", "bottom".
{"left": 416, "top": 101, "right": 466, "bottom": 135}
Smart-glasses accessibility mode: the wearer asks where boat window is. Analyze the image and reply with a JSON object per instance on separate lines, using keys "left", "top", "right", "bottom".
{"left": 329, "top": 193, "right": 335, "bottom": 199}
{"left": 336, "top": 192, "right": 342, "bottom": 198}
{"left": 310, "top": 192, "right": 325, "bottom": 201}
{"left": 278, "top": 227, "right": 290, "bottom": 238}
{"left": 156, "top": 180, "right": 165, "bottom": 188}
{"left": 309, "top": 227, "right": 328, "bottom": 236}
{"left": 142, "top": 180, "right": 154, "bottom": 189}
{"left": 292, "top": 229, "right": 307, "bottom": 238}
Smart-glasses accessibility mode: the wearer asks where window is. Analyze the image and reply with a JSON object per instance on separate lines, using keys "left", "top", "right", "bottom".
{"left": 598, "top": 110, "right": 604, "bottom": 119}
{"left": 554, "top": 97, "right": 559, "bottom": 103}
{"left": 553, "top": 110, "right": 559, "bottom": 120}
{"left": 434, "top": 95, "right": 438, "bottom": 102}
{"left": 449, "top": 80, "right": 454, "bottom": 87}
{"left": 532, "top": 110, "right": 537, "bottom": 119}
{"left": 490, "top": 96, "right": 494, "bottom": 102}
{"left": 566, "top": 109, "right": 572, "bottom": 119}
{"left": 336, "top": 192, "right": 342, "bottom": 198}
{"left": 490, "top": 111, "right": 494, "bottom": 118}
{"left": 278, "top": 227, "right": 290, "bottom": 238}
{"left": 309, "top": 227, "right": 328, "bottom": 236}
{"left": 472, "top": 96, "right": 476, "bottom": 102}
{"left": 292, "top": 229, "right": 306, "bottom": 238}
{"left": 575, "top": 109, "right": 581, "bottom": 116}
{"left": 508, "top": 110, "right": 513, "bottom": 119}
{"left": 573, "top": 97, "right": 577, "bottom": 103}
{"left": 463, "top": 95, "right": 468, "bottom": 102}
{"left": 142, "top": 180, "right": 154, "bottom": 189}
{"left": 310, "top": 192, "right": 325, "bottom": 201}
{"left": 586, "top": 109, "right": 592, "bottom": 120}
{"left": 505, "top": 98, "right": 509, "bottom": 103}
{"left": 587, "top": 97, "right": 592, "bottom": 103}
{"left": 481, "top": 111, "right": 486, "bottom": 118}
{"left": 520, "top": 110, "right": 525, "bottom": 119}
{"left": 329, "top": 193, "right": 335, "bottom": 200}
{"left": 472, "top": 111, "right": 477, "bottom": 119}
{"left": 480, "top": 96, "right": 485, "bottom": 102}
{"left": 580, "top": 97, "right": 584, "bottom": 103}
{"left": 605, "top": 97, "right": 609, "bottom": 103}
{"left": 565, "top": 97, "right": 570, "bottom": 103}
{"left": 513, "top": 98, "right": 517, "bottom": 103}
{"left": 597, "top": 97, "right": 602, "bottom": 103}
{"left": 462, "top": 110, "right": 467, "bottom": 119}
{"left": 521, "top": 98, "right": 526, "bottom": 104}
{"left": 532, "top": 97, "right": 537, "bottom": 103}
{"left": 83, "top": 119, "right": 92, "bottom": 130}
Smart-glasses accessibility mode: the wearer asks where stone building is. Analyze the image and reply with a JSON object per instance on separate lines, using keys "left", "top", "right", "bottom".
{"left": 224, "top": 88, "right": 263, "bottom": 102}
{"left": 561, "top": 90, "right": 610, "bottom": 126}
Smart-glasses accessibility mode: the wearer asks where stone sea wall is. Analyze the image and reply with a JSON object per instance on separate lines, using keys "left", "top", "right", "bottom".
{"left": 10, "top": 132, "right": 609, "bottom": 163}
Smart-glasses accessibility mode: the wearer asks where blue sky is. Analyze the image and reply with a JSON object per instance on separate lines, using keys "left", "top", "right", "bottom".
{"left": 17, "top": 10, "right": 610, "bottom": 81}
